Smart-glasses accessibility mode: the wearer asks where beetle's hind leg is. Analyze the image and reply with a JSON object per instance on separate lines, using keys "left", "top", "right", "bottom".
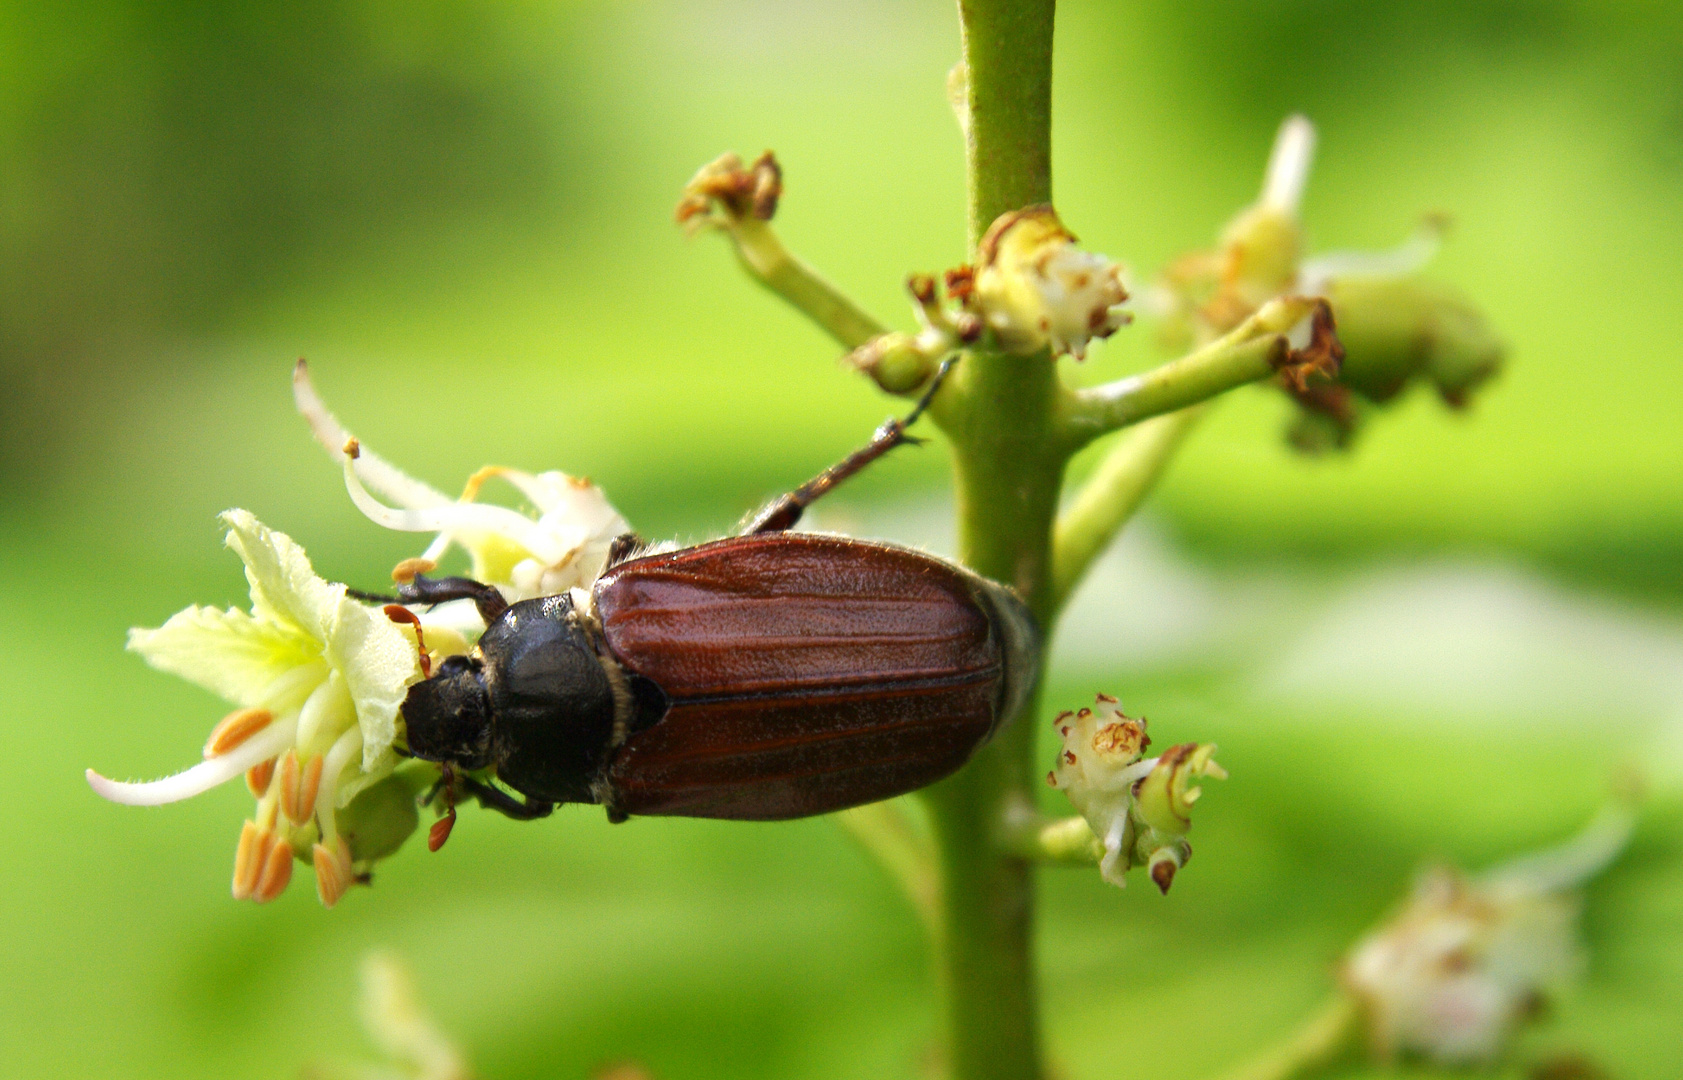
{"left": 458, "top": 775, "right": 555, "bottom": 821}
{"left": 745, "top": 356, "right": 957, "bottom": 534}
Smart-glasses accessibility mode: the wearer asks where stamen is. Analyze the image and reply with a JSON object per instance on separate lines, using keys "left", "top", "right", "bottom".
{"left": 313, "top": 838, "right": 354, "bottom": 908}
{"left": 314, "top": 725, "right": 365, "bottom": 844}
{"left": 245, "top": 758, "right": 277, "bottom": 799}
{"left": 253, "top": 834, "right": 294, "bottom": 903}
{"left": 341, "top": 456, "right": 570, "bottom": 564}
{"left": 297, "top": 755, "right": 323, "bottom": 823}
{"left": 88, "top": 716, "right": 298, "bottom": 806}
{"left": 1261, "top": 114, "right": 1317, "bottom": 214}
{"left": 391, "top": 558, "right": 437, "bottom": 585}
{"left": 232, "top": 820, "right": 263, "bottom": 899}
{"left": 293, "top": 359, "right": 454, "bottom": 511}
{"left": 277, "top": 751, "right": 302, "bottom": 822}
{"left": 203, "top": 707, "right": 273, "bottom": 758}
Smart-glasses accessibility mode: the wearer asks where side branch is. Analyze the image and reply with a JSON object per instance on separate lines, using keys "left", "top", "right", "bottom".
{"left": 677, "top": 152, "right": 887, "bottom": 350}
{"left": 1206, "top": 994, "right": 1361, "bottom": 1080}
{"left": 1050, "top": 408, "right": 1204, "bottom": 613}
{"left": 996, "top": 802, "right": 1103, "bottom": 867}
{"left": 726, "top": 218, "right": 888, "bottom": 349}
{"left": 1059, "top": 296, "right": 1339, "bottom": 450}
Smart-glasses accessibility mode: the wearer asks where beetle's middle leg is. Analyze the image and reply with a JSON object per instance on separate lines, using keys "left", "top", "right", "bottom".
{"left": 745, "top": 356, "right": 957, "bottom": 534}
{"left": 457, "top": 775, "right": 555, "bottom": 821}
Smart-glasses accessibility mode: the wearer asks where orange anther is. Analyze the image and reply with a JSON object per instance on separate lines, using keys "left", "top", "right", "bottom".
{"left": 245, "top": 758, "right": 277, "bottom": 799}
{"left": 277, "top": 750, "right": 303, "bottom": 823}
{"left": 313, "top": 839, "right": 353, "bottom": 908}
{"left": 391, "top": 557, "right": 437, "bottom": 585}
{"left": 253, "top": 834, "right": 294, "bottom": 902}
{"left": 232, "top": 820, "right": 263, "bottom": 900}
{"left": 204, "top": 708, "right": 273, "bottom": 759}
{"left": 296, "top": 755, "right": 323, "bottom": 823}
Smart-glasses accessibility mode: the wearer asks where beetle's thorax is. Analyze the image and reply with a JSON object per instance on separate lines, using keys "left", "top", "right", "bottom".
{"left": 472, "top": 592, "right": 626, "bottom": 806}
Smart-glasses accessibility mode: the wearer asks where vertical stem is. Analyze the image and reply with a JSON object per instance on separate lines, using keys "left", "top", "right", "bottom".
{"left": 958, "top": 0, "right": 1056, "bottom": 241}
{"left": 923, "top": 4, "right": 1058, "bottom": 1079}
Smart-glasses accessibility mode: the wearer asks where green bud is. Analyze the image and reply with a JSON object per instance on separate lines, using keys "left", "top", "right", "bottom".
{"left": 338, "top": 764, "right": 431, "bottom": 864}
{"left": 1134, "top": 742, "right": 1225, "bottom": 839}
{"left": 1219, "top": 204, "right": 1304, "bottom": 312}
{"left": 1327, "top": 276, "right": 1503, "bottom": 407}
{"left": 846, "top": 332, "right": 939, "bottom": 395}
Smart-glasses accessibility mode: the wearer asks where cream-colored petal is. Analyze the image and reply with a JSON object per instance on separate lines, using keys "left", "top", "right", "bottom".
{"left": 127, "top": 605, "right": 319, "bottom": 707}
{"left": 325, "top": 593, "right": 421, "bottom": 769}
{"left": 294, "top": 361, "right": 455, "bottom": 512}
{"left": 221, "top": 509, "right": 341, "bottom": 642}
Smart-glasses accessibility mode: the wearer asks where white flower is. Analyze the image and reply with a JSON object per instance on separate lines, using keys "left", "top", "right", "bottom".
{"left": 294, "top": 361, "right": 629, "bottom": 607}
{"left": 1342, "top": 803, "right": 1635, "bottom": 1064}
{"left": 971, "top": 206, "right": 1131, "bottom": 359}
{"left": 1046, "top": 694, "right": 1225, "bottom": 891}
{"left": 86, "top": 510, "right": 424, "bottom": 906}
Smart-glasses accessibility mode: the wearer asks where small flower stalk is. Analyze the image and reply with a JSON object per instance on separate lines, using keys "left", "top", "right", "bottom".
{"left": 1045, "top": 694, "right": 1225, "bottom": 891}
{"left": 1341, "top": 801, "right": 1636, "bottom": 1065}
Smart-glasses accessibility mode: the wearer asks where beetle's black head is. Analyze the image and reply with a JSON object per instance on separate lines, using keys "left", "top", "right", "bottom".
{"left": 400, "top": 654, "right": 494, "bottom": 770}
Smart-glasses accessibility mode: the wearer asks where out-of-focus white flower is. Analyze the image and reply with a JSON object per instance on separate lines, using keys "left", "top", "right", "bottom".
{"left": 1047, "top": 694, "right": 1225, "bottom": 891}
{"left": 1342, "top": 803, "right": 1636, "bottom": 1064}
{"left": 87, "top": 511, "right": 427, "bottom": 906}
{"left": 356, "top": 952, "right": 474, "bottom": 1080}
{"left": 294, "top": 361, "right": 629, "bottom": 606}
{"left": 970, "top": 206, "right": 1130, "bottom": 359}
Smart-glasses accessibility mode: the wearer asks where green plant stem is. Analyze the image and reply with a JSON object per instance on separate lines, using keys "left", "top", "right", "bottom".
{"left": 1059, "top": 296, "right": 1316, "bottom": 449}
{"left": 725, "top": 219, "right": 887, "bottom": 349}
{"left": 1207, "top": 995, "right": 1362, "bottom": 1080}
{"left": 918, "top": 4, "right": 1058, "bottom": 1080}
{"left": 1050, "top": 406, "right": 1204, "bottom": 612}
{"left": 996, "top": 804, "right": 1103, "bottom": 867}
{"left": 834, "top": 801, "right": 941, "bottom": 934}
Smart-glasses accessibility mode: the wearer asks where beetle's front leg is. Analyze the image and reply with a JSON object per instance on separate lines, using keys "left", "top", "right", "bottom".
{"left": 458, "top": 775, "right": 555, "bottom": 821}
{"left": 350, "top": 574, "right": 508, "bottom": 624}
{"left": 745, "top": 357, "right": 957, "bottom": 534}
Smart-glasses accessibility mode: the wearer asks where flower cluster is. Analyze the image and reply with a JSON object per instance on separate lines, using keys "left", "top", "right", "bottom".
{"left": 1045, "top": 694, "right": 1225, "bottom": 891}
{"left": 1149, "top": 114, "right": 1502, "bottom": 450}
{"left": 1342, "top": 802, "right": 1635, "bottom": 1064}
{"left": 88, "top": 371, "right": 633, "bottom": 907}
{"left": 87, "top": 510, "right": 426, "bottom": 906}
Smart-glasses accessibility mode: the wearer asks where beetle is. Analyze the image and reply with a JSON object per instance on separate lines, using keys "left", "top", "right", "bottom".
{"left": 372, "top": 365, "right": 1039, "bottom": 826}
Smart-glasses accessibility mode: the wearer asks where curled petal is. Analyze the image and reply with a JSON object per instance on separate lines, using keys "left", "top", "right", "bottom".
{"left": 341, "top": 457, "right": 571, "bottom": 566}
{"left": 88, "top": 716, "right": 299, "bottom": 806}
{"left": 294, "top": 360, "right": 454, "bottom": 511}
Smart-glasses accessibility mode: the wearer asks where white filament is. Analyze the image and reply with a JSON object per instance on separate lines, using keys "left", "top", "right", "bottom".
{"left": 293, "top": 360, "right": 454, "bottom": 511}
{"left": 342, "top": 456, "right": 569, "bottom": 565}
{"left": 315, "top": 724, "right": 365, "bottom": 841}
{"left": 87, "top": 717, "right": 299, "bottom": 806}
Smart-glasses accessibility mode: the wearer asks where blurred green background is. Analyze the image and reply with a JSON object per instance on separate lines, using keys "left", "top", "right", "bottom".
{"left": 3, "top": 1, "right": 1680, "bottom": 1077}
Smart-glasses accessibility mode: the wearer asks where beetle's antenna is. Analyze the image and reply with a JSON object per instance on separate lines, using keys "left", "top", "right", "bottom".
{"left": 744, "top": 357, "right": 959, "bottom": 534}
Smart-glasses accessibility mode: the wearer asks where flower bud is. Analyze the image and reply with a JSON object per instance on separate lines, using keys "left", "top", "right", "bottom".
{"left": 1342, "top": 801, "right": 1634, "bottom": 1065}
{"left": 1048, "top": 695, "right": 1223, "bottom": 890}
{"left": 1326, "top": 276, "right": 1504, "bottom": 408}
{"left": 844, "top": 332, "right": 940, "bottom": 395}
{"left": 970, "top": 207, "right": 1130, "bottom": 359}
{"left": 337, "top": 764, "right": 429, "bottom": 865}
